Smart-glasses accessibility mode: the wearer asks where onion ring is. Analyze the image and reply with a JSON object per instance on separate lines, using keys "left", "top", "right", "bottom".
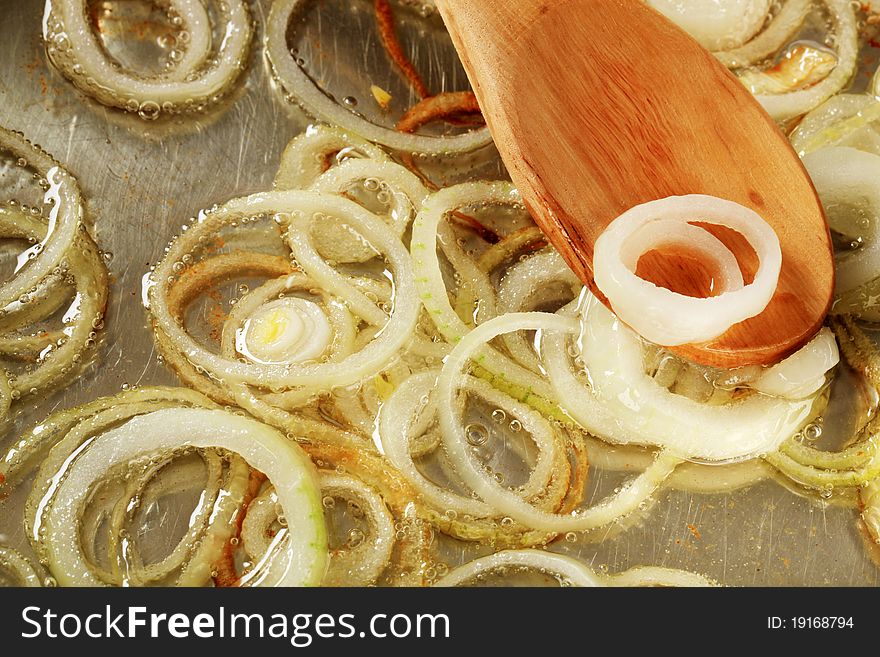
{"left": 43, "top": 0, "right": 253, "bottom": 119}
{"left": 592, "top": 194, "right": 781, "bottom": 346}
{"left": 543, "top": 296, "right": 816, "bottom": 462}
{"left": 41, "top": 407, "right": 327, "bottom": 587}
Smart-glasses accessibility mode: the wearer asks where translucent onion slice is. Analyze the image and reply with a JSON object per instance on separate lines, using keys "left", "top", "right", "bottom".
{"left": 790, "top": 94, "right": 880, "bottom": 157}
{"left": 303, "top": 442, "right": 433, "bottom": 587}
{"left": 739, "top": 43, "right": 838, "bottom": 96}
{"left": 0, "top": 547, "right": 42, "bottom": 587}
{"left": 753, "top": 0, "right": 858, "bottom": 122}
{"left": 238, "top": 297, "right": 332, "bottom": 365}
{"left": 43, "top": 0, "right": 253, "bottom": 118}
{"left": 378, "top": 370, "right": 561, "bottom": 519}
{"left": 307, "top": 157, "right": 429, "bottom": 264}
{"left": 802, "top": 147, "right": 880, "bottom": 296}
{"left": 265, "top": 0, "right": 492, "bottom": 154}
{"left": 434, "top": 549, "right": 604, "bottom": 587}
{"left": 0, "top": 387, "right": 213, "bottom": 494}
{"left": 715, "top": 0, "right": 811, "bottom": 69}
{"left": 607, "top": 566, "right": 717, "bottom": 587}
{"left": 435, "top": 549, "right": 715, "bottom": 587}
{"left": 42, "top": 407, "right": 327, "bottom": 587}
{"left": 764, "top": 317, "right": 880, "bottom": 489}
{"left": 497, "top": 250, "right": 582, "bottom": 374}
{"left": 244, "top": 481, "right": 411, "bottom": 587}
{"left": 545, "top": 296, "right": 816, "bottom": 462}
{"left": 0, "top": 127, "right": 83, "bottom": 309}
{"left": 149, "top": 191, "right": 419, "bottom": 390}
{"left": 412, "top": 182, "right": 559, "bottom": 406}
{"left": 593, "top": 195, "right": 780, "bottom": 346}
{"left": 319, "top": 473, "right": 395, "bottom": 587}
{"left": 437, "top": 311, "right": 681, "bottom": 532}
{"left": 107, "top": 450, "right": 227, "bottom": 587}
{"left": 752, "top": 327, "right": 839, "bottom": 399}
{"left": 648, "top": 0, "right": 771, "bottom": 51}
{"left": 274, "top": 125, "right": 391, "bottom": 191}
{"left": 27, "top": 395, "right": 222, "bottom": 566}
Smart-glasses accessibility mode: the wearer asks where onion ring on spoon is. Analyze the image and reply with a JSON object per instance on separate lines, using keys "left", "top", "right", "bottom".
{"left": 592, "top": 194, "right": 781, "bottom": 347}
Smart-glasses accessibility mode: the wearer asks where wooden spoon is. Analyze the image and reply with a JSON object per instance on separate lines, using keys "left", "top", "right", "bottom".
{"left": 434, "top": 0, "right": 834, "bottom": 368}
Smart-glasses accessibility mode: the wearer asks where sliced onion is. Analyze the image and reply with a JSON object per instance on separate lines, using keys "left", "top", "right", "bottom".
{"left": 274, "top": 125, "right": 391, "bottom": 191}
{"left": 740, "top": 43, "right": 839, "bottom": 96}
{"left": 545, "top": 295, "right": 816, "bottom": 462}
{"left": 108, "top": 450, "right": 228, "bottom": 586}
{"left": 303, "top": 442, "right": 433, "bottom": 587}
{"left": 437, "top": 311, "right": 681, "bottom": 532}
{"left": 764, "top": 317, "right": 880, "bottom": 489}
{"left": 752, "top": 327, "right": 839, "bottom": 399}
{"left": 715, "top": 0, "right": 811, "bottom": 69}
{"left": 412, "top": 182, "right": 558, "bottom": 406}
{"left": 435, "top": 549, "right": 715, "bottom": 587}
{"left": 752, "top": 0, "right": 858, "bottom": 122}
{"left": 238, "top": 297, "right": 333, "bottom": 365}
{"left": 593, "top": 194, "right": 781, "bottom": 346}
{"left": 240, "top": 472, "right": 395, "bottom": 589}
{"left": 648, "top": 0, "right": 771, "bottom": 51}
{"left": 379, "top": 370, "right": 561, "bottom": 519}
{"left": 860, "top": 477, "right": 880, "bottom": 546}
{"left": 608, "top": 566, "right": 717, "bottom": 587}
{"left": 0, "top": 127, "right": 83, "bottom": 309}
{"left": 43, "top": 0, "right": 253, "bottom": 118}
{"left": 802, "top": 147, "right": 880, "bottom": 296}
{"left": 790, "top": 94, "right": 880, "bottom": 157}
{"left": 1, "top": 386, "right": 212, "bottom": 492}
{"left": 42, "top": 407, "right": 327, "bottom": 587}
{"left": 307, "top": 157, "right": 429, "bottom": 264}
{"left": 319, "top": 473, "right": 395, "bottom": 587}
{"left": 149, "top": 191, "right": 419, "bottom": 390}
{"left": 434, "top": 549, "right": 604, "bottom": 587}
{"left": 497, "top": 251, "right": 581, "bottom": 373}
{"left": 265, "top": 0, "right": 492, "bottom": 154}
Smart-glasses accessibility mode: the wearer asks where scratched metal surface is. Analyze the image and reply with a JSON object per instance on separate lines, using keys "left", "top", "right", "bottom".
{"left": 0, "top": 0, "right": 877, "bottom": 586}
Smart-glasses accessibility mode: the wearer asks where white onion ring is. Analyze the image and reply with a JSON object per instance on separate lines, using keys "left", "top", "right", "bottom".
{"left": 434, "top": 549, "right": 604, "bottom": 587}
{"left": 542, "top": 296, "right": 816, "bottom": 462}
{"left": 648, "top": 0, "right": 771, "bottom": 51}
{"left": 436, "top": 311, "right": 681, "bottom": 532}
{"left": 593, "top": 194, "right": 781, "bottom": 346}
{"left": 752, "top": 327, "right": 839, "bottom": 399}
{"left": 802, "top": 147, "right": 880, "bottom": 296}
{"left": 753, "top": 0, "right": 858, "bottom": 122}
{"left": 41, "top": 407, "right": 327, "bottom": 587}
{"left": 43, "top": 0, "right": 253, "bottom": 118}
{"left": 149, "top": 191, "right": 419, "bottom": 390}
{"left": 238, "top": 297, "right": 333, "bottom": 365}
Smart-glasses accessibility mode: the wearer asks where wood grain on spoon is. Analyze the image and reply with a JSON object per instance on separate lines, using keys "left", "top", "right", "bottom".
{"left": 434, "top": 0, "right": 834, "bottom": 368}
